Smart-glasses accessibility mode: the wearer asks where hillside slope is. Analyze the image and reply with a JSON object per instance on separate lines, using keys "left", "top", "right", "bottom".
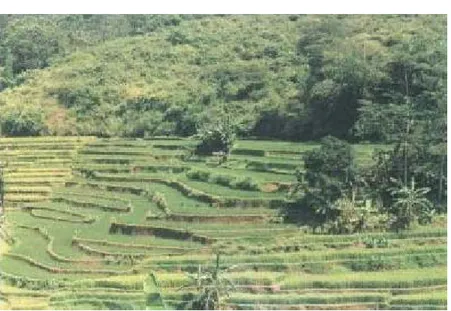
{"left": 0, "top": 15, "right": 446, "bottom": 140}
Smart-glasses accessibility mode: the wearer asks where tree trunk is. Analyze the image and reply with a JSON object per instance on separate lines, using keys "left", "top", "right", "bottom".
{"left": 403, "top": 137, "right": 409, "bottom": 186}
{"left": 438, "top": 153, "right": 445, "bottom": 206}
{"left": 0, "top": 165, "right": 4, "bottom": 216}
{"left": 403, "top": 68, "right": 410, "bottom": 186}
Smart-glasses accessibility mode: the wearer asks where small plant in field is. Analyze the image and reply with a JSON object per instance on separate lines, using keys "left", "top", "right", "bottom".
{"left": 362, "top": 237, "right": 390, "bottom": 249}
{"left": 152, "top": 192, "right": 170, "bottom": 216}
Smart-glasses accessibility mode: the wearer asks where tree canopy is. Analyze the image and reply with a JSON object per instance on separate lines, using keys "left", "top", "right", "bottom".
{"left": 0, "top": 14, "right": 446, "bottom": 142}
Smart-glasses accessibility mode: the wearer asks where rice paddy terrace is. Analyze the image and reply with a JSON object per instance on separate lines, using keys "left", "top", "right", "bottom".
{"left": 0, "top": 137, "right": 447, "bottom": 310}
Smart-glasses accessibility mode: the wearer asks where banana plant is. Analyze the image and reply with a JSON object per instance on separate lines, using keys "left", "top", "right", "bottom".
{"left": 389, "top": 177, "right": 434, "bottom": 230}
{"left": 179, "top": 253, "right": 236, "bottom": 310}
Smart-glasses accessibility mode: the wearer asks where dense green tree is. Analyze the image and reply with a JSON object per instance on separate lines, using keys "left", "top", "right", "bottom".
{"left": 293, "top": 136, "right": 358, "bottom": 232}
{"left": 195, "top": 115, "right": 236, "bottom": 156}
{"left": 4, "top": 17, "right": 63, "bottom": 74}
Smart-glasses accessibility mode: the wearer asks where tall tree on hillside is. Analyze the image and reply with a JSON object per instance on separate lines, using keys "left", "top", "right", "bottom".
{"left": 362, "top": 31, "right": 447, "bottom": 211}
{"left": 292, "top": 136, "right": 359, "bottom": 232}
{"left": 296, "top": 16, "right": 386, "bottom": 140}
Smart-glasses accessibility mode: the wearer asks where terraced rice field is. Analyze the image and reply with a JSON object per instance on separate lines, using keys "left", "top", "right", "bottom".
{"left": 0, "top": 137, "right": 446, "bottom": 310}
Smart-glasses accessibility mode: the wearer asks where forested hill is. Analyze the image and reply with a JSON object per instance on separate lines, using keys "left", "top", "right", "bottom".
{"left": 0, "top": 14, "right": 447, "bottom": 141}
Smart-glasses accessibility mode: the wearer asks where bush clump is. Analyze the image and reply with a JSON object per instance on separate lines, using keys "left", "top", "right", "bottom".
{"left": 210, "top": 174, "right": 234, "bottom": 187}
{"left": 186, "top": 170, "right": 260, "bottom": 192}
{"left": 186, "top": 169, "right": 211, "bottom": 182}
{"left": 232, "top": 177, "right": 260, "bottom": 191}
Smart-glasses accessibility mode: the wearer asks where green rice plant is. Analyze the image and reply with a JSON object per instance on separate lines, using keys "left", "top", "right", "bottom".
{"left": 74, "top": 242, "right": 186, "bottom": 257}
{"left": 71, "top": 275, "right": 146, "bottom": 290}
{"left": 0, "top": 141, "right": 79, "bottom": 150}
{"left": 53, "top": 188, "right": 131, "bottom": 203}
{"left": 0, "top": 136, "right": 93, "bottom": 143}
{"left": 71, "top": 237, "right": 200, "bottom": 252}
{"left": 150, "top": 273, "right": 191, "bottom": 288}
{"left": 345, "top": 252, "right": 447, "bottom": 272}
{"left": 51, "top": 298, "right": 142, "bottom": 310}
{"left": 5, "top": 194, "right": 49, "bottom": 203}
{"left": 181, "top": 178, "right": 285, "bottom": 200}
{"left": 76, "top": 163, "right": 188, "bottom": 175}
{"left": 4, "top": 186, "right": 52, "bottom": 194}
{"left": 79, "top": 148, "right": 153, "bottom": 156}
{"left": 386, "top": 304, "right": 447, "bottom": 310}
{"left": 5, "top": 177, "right": 67, "bottom": 184}
{"left": 0, "top": 137, "right": 443, "bottom": 310}
{"left": 188, "top": 163, "right": 295, "bottom": 183}
{"left": 231, "top": 148, "right": 266, "bottom": 157}
{"left": 234, "top": 140, "right": 317, "bottom": 153}
{"left": 51, "top": 195, "right": 130, "bottom": 212}
{"left": 390, "top": 290, "right": 447, "bottom": 305}
{"left": 28, "top": 207, "right": 94, "bottom": 224}
{"left": 228, "top": 292, "right": 389, "bottom": 305}
{"left": 109, "top": 222, "right": 213, "bottom": 244}
{"left": 282, "top": 267, "right": 447, "bottom": 289}
{"left": 50, "top": 292, "right": 145, "bottom": 302}
{"left": 4, "top": 252, "right": 133, "bottom": 275}
{"left": 5, "top": 171, "right": 69, "bottom": 178}
{"left": 143, "top": 249, "right": 446, "bottom": 274}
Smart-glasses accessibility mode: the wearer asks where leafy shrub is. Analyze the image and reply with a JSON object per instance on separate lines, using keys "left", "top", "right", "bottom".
{"left": 186, "top": 169, "right": 211, "bottom": 182}
{"left": 186, "top": 170, "right": 259, "bottom": 192}
{"left": 210, "top": 174, "right": 234, "bottom": 187}
{"left": 0, "top": 105, "right": 46, "bottom": 136}
{"left": 232, "top": 177, "right": 259, "bottom": 191}
{"left": 167, "top": 30, "right": 190, "bottom": 45}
